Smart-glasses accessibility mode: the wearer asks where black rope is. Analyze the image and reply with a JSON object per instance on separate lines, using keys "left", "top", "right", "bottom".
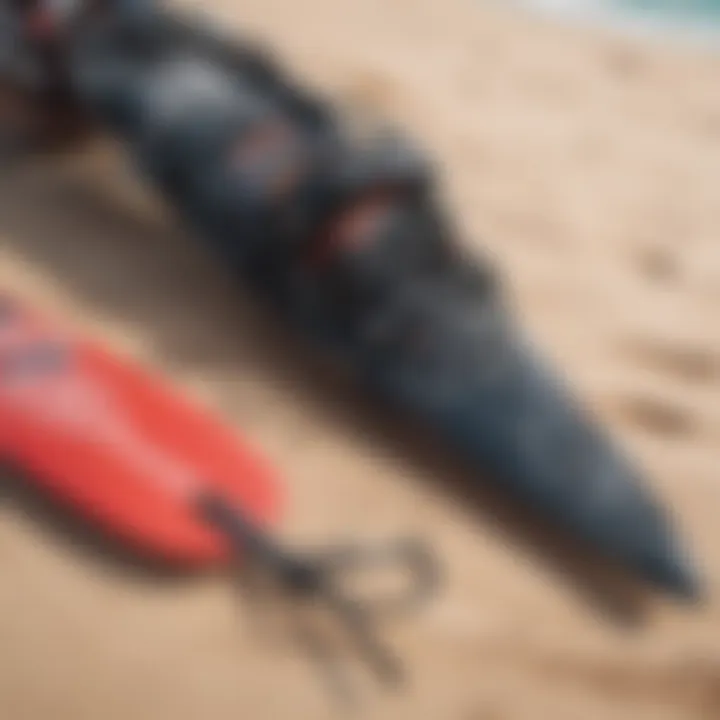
{"left": 196, "top": 491, "right": 440, "bottom": 693}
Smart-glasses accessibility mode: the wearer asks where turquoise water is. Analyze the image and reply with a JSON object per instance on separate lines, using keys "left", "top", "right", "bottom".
{"left": 623, "top": 0, "right": 720, "bottom": 22}
{"left": 626, "top": 0, "right": 720, "bottom": 16}
{"left": 514, "top": 0, "right": 720, "bottom": 45}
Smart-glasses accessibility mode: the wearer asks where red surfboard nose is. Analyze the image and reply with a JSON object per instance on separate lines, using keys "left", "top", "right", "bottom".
{"left": 0, "top": 293, "right": 282, "bottom": 567}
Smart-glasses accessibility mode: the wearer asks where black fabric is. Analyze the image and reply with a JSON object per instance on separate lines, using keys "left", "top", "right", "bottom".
{"left": 57, "top": 0, "right": 452, "bottom": 315}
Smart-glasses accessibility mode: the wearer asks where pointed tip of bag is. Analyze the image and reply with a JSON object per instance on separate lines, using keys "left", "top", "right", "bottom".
{"left": 646, "top": 549, "right": 705, "bottom": 605}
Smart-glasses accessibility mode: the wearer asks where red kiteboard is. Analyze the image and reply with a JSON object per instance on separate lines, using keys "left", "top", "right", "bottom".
{"left": 0, "top": 291, "right": 437, "bottom": 688}
{"left": 0, "top": 291, "right": 281, "bottom": 567}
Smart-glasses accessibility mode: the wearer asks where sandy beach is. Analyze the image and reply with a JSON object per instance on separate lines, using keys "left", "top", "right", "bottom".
{"left": 1, "top": 1, "right": 719, "bottom": 718}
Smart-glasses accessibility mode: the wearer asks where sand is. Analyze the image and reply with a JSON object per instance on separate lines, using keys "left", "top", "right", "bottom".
{"left": 1, "top": 1, "right": 719, "bottom": 718}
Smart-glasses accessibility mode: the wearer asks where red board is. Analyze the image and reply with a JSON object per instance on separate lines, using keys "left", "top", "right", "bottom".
{"left": 0, "top": 293, "right": 281, "bottom": 567}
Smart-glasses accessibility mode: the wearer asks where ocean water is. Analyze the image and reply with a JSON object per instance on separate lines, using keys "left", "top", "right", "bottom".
{"left": 513, "top": 0, "right": 720, "bottom": 46}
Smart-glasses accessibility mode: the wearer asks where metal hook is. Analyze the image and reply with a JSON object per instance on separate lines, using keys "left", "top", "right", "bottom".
{"left": 196, "top": 491, "right": 441, "bottom": 690}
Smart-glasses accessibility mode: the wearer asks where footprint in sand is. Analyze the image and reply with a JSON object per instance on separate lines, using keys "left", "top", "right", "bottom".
{"left": 615, "top": 336, "right": 717, "bottom": 438}
{"left": 635, "top": 245, "right": 680, "bottom": 285}
{"left": 618, "top": 395, "right": 698, "bottom": 439}
{"left": 622, "top": 337, "right": 719, "bottom": 385}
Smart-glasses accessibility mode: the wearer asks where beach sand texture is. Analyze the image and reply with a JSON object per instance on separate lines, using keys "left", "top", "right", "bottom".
{"left": 1, "top": 1, "right": 719, "bottom": 718}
